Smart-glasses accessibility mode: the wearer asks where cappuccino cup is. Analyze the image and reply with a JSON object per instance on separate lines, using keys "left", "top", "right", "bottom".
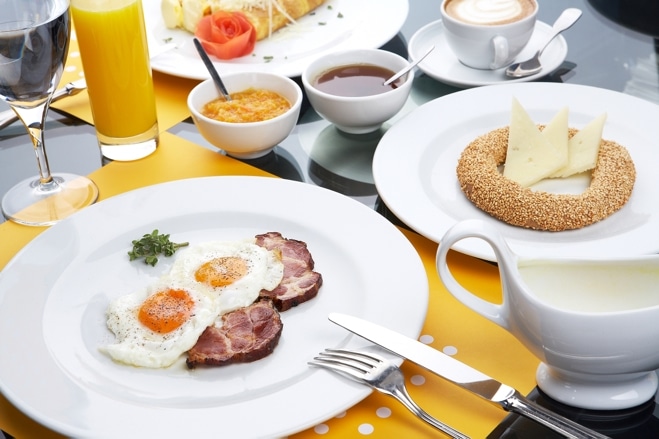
{"left": 441, "top": 0, "right": 538, "bottom": 69}
{"left": 436, "top": 219, "right": 659, "bottom": 410}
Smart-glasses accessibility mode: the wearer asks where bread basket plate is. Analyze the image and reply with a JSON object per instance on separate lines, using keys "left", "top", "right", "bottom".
{"left": 373, "top": 82, "right": 659, "bottom": 261}
{"left": 145, "top": 0, "right": 409, "bottom": 79}
{"left": 0, "top": 176, "right": 428, "bottom": 438}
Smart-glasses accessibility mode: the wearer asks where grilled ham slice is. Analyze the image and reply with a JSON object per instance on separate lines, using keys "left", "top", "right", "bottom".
{"left": 256, "top": 232, "right": 322, "bottom": 311}
{"left": 187, "top": 300, "right": 282, "bottom": 368}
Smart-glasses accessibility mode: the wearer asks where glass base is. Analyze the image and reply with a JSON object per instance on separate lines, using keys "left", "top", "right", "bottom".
{"left": 2, "top": 173, "right": 99, "bottom": 226}
{"left": 98, "top": 124, "right": 159, "bottom": 162}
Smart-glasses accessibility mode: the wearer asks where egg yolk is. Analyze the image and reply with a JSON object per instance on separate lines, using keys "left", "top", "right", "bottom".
{"left": 138, "top": 289, "right": 195, "bottom": 333}
{"left": 194, "top": 256, "right": 248, "bottom": 287}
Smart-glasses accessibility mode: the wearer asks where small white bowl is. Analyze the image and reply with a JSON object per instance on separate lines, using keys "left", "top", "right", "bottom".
{"left": 187, "top": 72, "right": 302, "bottom": 159}
{"left": 301, "top": 49, "right": 414, "bottom": 134}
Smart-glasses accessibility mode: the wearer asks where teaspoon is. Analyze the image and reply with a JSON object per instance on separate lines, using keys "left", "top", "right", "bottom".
{"left": 193, "top": 38, "right": 232, "bottom": 101}
{"left": 384, "top": 45, "right": 435, "bottom": 86}
{"left": 505, "top": 8, "right": 582, "bottom": 78}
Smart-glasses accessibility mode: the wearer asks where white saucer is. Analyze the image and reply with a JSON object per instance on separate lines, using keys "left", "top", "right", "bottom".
{"left": 408, "top": 20, "right": 568, "bottom": 88}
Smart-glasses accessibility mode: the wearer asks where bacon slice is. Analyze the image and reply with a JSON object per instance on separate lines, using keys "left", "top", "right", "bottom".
{"left": 186, "top": 300, "right": 282, "bottom": 368}
{"left": 255, "top": 232, "right": 323, "bottom": 311}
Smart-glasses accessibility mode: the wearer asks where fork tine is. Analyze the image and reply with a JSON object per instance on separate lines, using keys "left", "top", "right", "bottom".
{"left": 315, "top": 349, "right": 381, "bottom": 371}
{"left": 308, "top": 357, "right": 370, "bottom": 383}
{"left": 323, "top": 348, "right": 386, "bottom": 365}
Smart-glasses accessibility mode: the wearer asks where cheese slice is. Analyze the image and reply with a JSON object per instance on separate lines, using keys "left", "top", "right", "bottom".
{"left": 503, "top": 98, "right": 568, "bottom": 187}
{"left": 541, "top": 106, "right": 569, "bottom": 166}
{"left": 550, "top": 113, "right": 607, "bottom": 178}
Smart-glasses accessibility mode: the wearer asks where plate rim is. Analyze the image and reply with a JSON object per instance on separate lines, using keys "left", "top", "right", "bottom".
{"left": 407, "top": 19, "right": 568, "bottom": 88}
{"left": 0, "top": 176, "right": 429, "bottom": 438}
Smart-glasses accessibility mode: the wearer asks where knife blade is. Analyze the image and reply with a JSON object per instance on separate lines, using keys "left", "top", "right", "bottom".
{"left": 329, "top": 313, "right": 610, "bottom": 439}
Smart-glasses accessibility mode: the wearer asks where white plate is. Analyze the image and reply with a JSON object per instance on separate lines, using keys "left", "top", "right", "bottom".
{"left": 0, "top": 176, "right": 428, "bottom": 438}
{"left": 146, "top": 0, "right": 409, "bottom": 79}
{"left": 373, "top": 83, "right": 659, "bottom": 261}
{"left": 408, "top": 20, "right": 568, "bottom": 88}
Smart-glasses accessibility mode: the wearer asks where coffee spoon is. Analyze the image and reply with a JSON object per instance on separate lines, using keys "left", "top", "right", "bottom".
{"left": 505, "top": 8, "right": 582, "bottom": 78}
{"left": 384, "top": 45, "right": 435, "bottom": 86}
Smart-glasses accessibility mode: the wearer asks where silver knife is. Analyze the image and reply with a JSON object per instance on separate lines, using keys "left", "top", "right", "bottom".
{"left": 329, "top": 313, "right": 610, "bottom": 439}
{"left": 0, "top": 79, "right": 87, "bottom": 130}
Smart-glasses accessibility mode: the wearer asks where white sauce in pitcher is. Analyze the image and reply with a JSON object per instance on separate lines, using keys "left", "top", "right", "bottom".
{"left": 518, "top": 261, "right": 659, "bottom": 313}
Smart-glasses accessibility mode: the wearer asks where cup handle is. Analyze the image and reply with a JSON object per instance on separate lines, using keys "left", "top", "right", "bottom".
{"left": 436, "top": 219, "right": 517, "bottom": 330}
{"left": 490, "top": 35, "right": 509, "bottom": 69}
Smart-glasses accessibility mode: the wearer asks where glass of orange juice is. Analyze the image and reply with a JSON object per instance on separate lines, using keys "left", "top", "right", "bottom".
{"left": 71, "top": 0, "right": 158, "bottom": 161}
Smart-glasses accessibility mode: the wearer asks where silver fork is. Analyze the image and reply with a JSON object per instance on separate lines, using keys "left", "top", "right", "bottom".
{"left": 309, "top": 348, "right": 470, "bottom": 439}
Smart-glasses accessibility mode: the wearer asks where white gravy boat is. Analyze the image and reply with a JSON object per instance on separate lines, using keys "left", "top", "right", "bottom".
{"left": 436, "top": 219, "right": 659, "bottom": 410}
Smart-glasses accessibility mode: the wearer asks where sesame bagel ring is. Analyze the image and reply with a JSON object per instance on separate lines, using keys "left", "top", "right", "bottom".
{"left": 456, "top": 127, "right": 636, "bottom": 231}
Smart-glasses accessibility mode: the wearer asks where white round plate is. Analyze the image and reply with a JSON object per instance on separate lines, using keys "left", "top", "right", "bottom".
{"left": 408, "top": 20, "right": 568, "bottom": 88}
{"left": 146, "top": 0, "right": 409, "bottom": 79}
{"left": 373, "top": 83, "right": 659, "bottom": 261}
{"left": 0, "top": 176, "right": 428, "bottom": 438}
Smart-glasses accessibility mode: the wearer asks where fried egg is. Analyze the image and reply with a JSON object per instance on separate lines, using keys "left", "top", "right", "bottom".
{"left": 103, "top": 275, "right": 220, "bottom": 368}
{"left": 103, "top": 239, "right": 285, "bottom": 368}
{"left": 169, "top": 239, "right": 284, "bottom": 314}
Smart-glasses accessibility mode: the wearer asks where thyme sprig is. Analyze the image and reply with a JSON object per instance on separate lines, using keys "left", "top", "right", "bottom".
{"left": 128, "top": 229, "right": 189, "bottom": 266}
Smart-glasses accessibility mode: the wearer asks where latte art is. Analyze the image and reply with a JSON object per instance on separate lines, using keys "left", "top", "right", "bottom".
{"left": 445, "top": 0, "right": 536, "bottom": 25}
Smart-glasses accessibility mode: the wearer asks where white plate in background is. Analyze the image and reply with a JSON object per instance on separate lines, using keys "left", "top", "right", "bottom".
{"left": 146, "top": 0, "right": 409, "bottom": 79}
{"left": 373, "top": 83, "right": 659, "bottom": 260}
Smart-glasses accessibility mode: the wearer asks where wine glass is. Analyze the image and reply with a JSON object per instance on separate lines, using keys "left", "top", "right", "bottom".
{"left": 0, "top": 0, "right": 98, "bottom": 226}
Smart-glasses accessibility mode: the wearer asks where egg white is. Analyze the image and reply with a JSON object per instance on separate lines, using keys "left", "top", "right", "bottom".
{"left": 102, "top": 275, "right": 221, "bottom": 368}
{"left": 168, "top": 239, "right": 285, "bottom": 314}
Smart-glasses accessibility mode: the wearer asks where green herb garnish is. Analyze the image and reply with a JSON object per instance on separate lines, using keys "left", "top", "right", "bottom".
{"left": 128, "top": 229, "right": 189, "bottom": 266}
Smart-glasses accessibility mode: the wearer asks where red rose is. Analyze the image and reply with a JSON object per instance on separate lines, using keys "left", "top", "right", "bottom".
{"left": 195, "top": 11, "right": 256, "bottom": 60}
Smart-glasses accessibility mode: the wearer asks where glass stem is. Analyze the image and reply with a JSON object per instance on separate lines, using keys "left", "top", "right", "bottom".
{"left": 12, "top": 100, "right": 55, "bottom": 187}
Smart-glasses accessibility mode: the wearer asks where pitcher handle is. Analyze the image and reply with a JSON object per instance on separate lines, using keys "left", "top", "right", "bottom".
{"left": 435, "top": 219, "right": 518, "bottom": 330}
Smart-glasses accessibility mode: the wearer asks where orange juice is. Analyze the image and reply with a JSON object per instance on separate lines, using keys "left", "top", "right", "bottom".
{"left": 71, "top": 0, "right": 158, "bottom": 160}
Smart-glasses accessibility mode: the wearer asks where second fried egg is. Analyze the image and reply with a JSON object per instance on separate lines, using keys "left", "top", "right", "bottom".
{"left": 169, "top": 239, "right": 285, "bottom": 314}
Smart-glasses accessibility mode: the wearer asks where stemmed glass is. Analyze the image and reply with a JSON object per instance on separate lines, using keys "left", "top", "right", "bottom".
{"left": 0, "top": 0, "right": 98, "bottom": 226}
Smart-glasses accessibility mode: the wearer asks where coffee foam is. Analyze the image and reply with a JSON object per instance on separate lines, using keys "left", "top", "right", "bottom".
{"left": 445, "top": 0, "right": 534, "bottom": 25}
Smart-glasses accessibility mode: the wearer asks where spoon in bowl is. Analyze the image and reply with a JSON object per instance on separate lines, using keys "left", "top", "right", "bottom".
{"left": 193, "top": 37, "right": 232, "bottom": 101}
{"left": 384, "top": 45, "right": 435, "bottom": 86}
{"left": 505, "top": 8, "right": 582, "bottom": 78}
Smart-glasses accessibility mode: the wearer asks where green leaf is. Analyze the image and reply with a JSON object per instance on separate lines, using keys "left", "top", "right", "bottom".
{"left": 128, "top": 229, "right": 189, "bottom": 266}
